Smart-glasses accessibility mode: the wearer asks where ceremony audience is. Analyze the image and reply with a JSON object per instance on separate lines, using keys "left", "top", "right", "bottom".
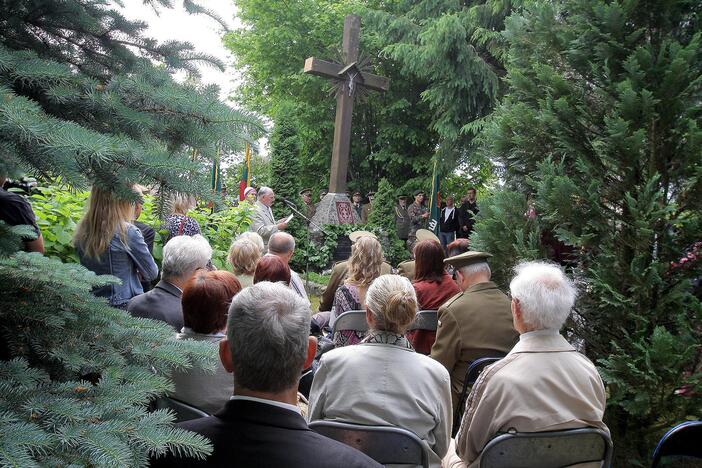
{"left": 268, "top": 232, "right": 311, "bottom": 310}
{"left": 253, "top": 254, "right": 291, "bottom": 285}
{"left": 128, "top": 234, "right": 212, "bottom": 330}
{"left": 170, "top": 270, "right": 241, "bottom": 414}
{"left": 131, "top": 185, "right": 156, "bottom": 291}
{"left": 151, "top": 282, "right": 380, "bottom": 468}
{"left": 74, "top": 186, "right": 158, "bottom": 309}
{"left": 430, "top": 251, "right": 518, "bottom": 412}
{"left": 330, "top": 235, "right": 383, "bottom": 346}
{"left": 250, "top": 186, "right": 288, "bottom": 247}
{"left": 164, "top": 193, "right": 201, "bottom": 243}
{"left": 309, "top": 275, "right": 452, "bottom": 468}
{"left": 227, "top": 238, "right": 260, "bottom": 288}
{"left": 446, "top": 238, "right": 470, "bottom": 257}
{"left": 408, "top": 240, "right": 461, "bottom": 354}
{"left": 237, "top": 231, "right": 265, "bottom": 255}
{"left": 445, "top": 261, "right": 609, "bottom": 468}
{"left": 318, "top": 231, "right": 392, "bottom": 313}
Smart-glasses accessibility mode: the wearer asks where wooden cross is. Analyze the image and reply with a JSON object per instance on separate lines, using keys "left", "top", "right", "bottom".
{"left": 304, "top": 14, "right": 390, "bottom": 194}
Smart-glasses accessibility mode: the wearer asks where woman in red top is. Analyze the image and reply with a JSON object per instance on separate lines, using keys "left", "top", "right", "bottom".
{"left": 408, "top": 239, "right": 461, "bottom": 354}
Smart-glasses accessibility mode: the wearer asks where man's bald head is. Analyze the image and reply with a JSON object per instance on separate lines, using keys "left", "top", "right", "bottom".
{"left": 268, "top": 232, "right": 296, "bottom": 264}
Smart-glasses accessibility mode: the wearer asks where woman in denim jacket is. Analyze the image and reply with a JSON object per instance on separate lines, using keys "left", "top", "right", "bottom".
{"left": 74, "top": 186, "right": 159, "bottom": 309}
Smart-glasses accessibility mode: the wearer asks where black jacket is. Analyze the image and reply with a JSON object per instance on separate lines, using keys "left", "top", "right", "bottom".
{"left": 439, "top": 206, "right": 460, "bottom": 233}
{"left": 150, "top": 399, "right": 381, "bottom": 468}
{"left": 457, "top": 201, "right": 479, "bottom": 238}
{"left": 127, "top": 280, "right": 183, "bottom": 331}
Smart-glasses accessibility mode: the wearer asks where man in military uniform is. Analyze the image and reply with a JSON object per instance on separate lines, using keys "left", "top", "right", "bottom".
{"left": 397, "top": 229, "right": 439, "bottom": 282}
{"left": 299, "top": 188, "right": 316, "bottom": 221}
{"left": 430, "top": 251, "right": 518, "bottom": 412}
{"left": 360, "top": 191, "right": 374, "bottom": 224}
{"left": 351, "top": 191, "right": 363, "bottom": 222}
{"left": 407, "top": 190, "right": 429, "bottom": 252}
{"left": 395, "top": 195, "right": 410, "bottom": 243}
{"left": 318, "top": 231, "right": 393, "bottom": 312}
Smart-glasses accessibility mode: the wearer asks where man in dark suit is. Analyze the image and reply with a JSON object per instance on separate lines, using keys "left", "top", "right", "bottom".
{"left": 128, "top": 235, "right": 212, "bottom": 331}
{"left": 457, "top": 187, "right": 479, "bottom": 239}
{"left": 151, "top": 282, "right": 380, "bottom": 468}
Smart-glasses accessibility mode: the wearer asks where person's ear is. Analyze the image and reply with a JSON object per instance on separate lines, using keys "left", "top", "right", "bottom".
{"left": 304, "top": 336, "right": 317, "bottom": 369}
{"left": 219, "top": 338, "right": 234, "bottom": 373}
{"left": 365, "top": 308, "right": 374, "bottom": 327}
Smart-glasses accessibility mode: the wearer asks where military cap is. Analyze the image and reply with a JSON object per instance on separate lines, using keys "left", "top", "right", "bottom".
{"left": 414, "top": 189, "right": 425, "bottom": 196}
{"left": 348, "top": 230, "right": 377, "bottom": 243}
{"left": 416, "top": 228, "right": 440, "bottom": 243}
{"left": 443, "top": 251, "right": 492, "bottom": 268}
{"left": 299, "top": 188, "right": 312, "bottom": 196}
{"left": 367, "top": 191, "right": 376, "bottom": 197}
{"left": 398, "top": 195, "right": 408, "bottom": 200}
{"left": 352, "top": 191, "right": 362, "bottom": 197}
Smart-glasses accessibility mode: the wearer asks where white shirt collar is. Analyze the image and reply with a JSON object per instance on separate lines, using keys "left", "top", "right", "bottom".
{"left": 229, "top": 395, "right": 301, "bottom": 415}
{"left": 519, "top": 328, "right": 560, "bottom": 341}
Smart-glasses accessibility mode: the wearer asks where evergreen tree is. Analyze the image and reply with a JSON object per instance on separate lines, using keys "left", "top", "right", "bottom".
{"left": 475, "top": 0, "right": 702, "bottom": 462}
{"left": 366, "top": 177, "right": 408, "bottom": 264}
{"left": 0, "top": 1, "right": 263, "bottom": 464}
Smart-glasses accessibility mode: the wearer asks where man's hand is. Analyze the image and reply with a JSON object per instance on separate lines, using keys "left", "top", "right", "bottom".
{"left": 422, "top": 212, "right": 429, "bottom": 219}
{"left": 277, "top": 221, "right": 288, "bottom": 230}
{"left": 462, "top": 226, "right": 468, "bottom": 232}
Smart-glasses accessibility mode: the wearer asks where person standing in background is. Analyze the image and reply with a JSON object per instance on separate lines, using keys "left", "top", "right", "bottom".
{"left": 439, "top": 195, "right": 459, "bottom": 254}
{"left": 457, "top": 187, "right": 479, "bottom": 239}
{"left": 407, "top": 190, "right": 429, "bottom": 252}
{"left": 395, "top": 195, "right": 410, "bottom": 243}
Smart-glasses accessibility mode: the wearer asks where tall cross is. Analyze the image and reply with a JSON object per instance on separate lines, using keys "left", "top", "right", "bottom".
{"left": 304, "top": 14, "right": 390, "bottom": 194}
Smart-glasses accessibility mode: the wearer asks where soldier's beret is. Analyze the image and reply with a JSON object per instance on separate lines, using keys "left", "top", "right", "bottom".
{"left": 414, "top": 189, "right": 425, "bottom": 196}
{"left": 444, "top": 251, "right": 492, "bottom": 268}
{"left": 353, "top": 191, "right": 362, "bottom": 196}
{"left": 416, "top": 229, "right": 440, "bottom": 243}
{"left": 348, "top": 230, "right": 377, "bottom": 243}
{"left": 299, "top": 188, "right": 312, "bottom": 195}
{"left": 398, "top": 195, "right": 407, "bottom": 200}
{"left": 367, "top": 191, "right": 376, "bottom": 197}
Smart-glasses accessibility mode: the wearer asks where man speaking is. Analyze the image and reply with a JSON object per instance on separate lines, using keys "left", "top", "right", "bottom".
{"left": 250, "top": 187, "right": 289, "bottom": 247}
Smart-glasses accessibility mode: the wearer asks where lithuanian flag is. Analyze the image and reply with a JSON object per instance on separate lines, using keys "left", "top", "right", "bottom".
{"left": 239, "top": 143, "right": 251, "bottom": 201}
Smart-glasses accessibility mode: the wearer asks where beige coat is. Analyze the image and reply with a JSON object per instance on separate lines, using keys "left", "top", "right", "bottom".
{"left": 397, "top": 260, "right": 416, "bottom": 282}
{"left": 309, "top": 341, "right": 452, "bottom": 468}
{"left": 249, "top": 200, "right": 278, "bottom": 245}
{"left": 448, "top": 329, "right": 609, "bottom": 468}
{"left": 430, "top": 281, "right": 518, "bottom": 412}
{"left": 318, "top": 260, "right": 392, "bottom": 312}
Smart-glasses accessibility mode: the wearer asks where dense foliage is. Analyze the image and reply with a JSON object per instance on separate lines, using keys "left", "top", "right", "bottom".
{"left": 473, "top": 0, "right": 702, "bottom": 463}
{"left": 0, "top": 0, "right": 263, "bottom": 464}
{"left": 225, "top": 0, "right": 439, "bottom": 196}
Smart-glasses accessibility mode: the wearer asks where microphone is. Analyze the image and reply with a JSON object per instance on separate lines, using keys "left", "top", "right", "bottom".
{"left": 280, "top": 197, "right": 297, "bottom": 207}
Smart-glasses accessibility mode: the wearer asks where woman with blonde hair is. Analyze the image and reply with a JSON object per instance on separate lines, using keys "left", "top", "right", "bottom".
{"left": 330, "top": 235, "right": 383, "bottom": 346}
{"left": 74, "top": 186, "right": 158, "bottom": 309}
{"left": 227, "top": 238, "right": 261, "bottom": 288}
{"left": 164, "top": 193, "right": 201, "bottom": 243}
{"left": 309, "top": 275, "right": 452, "bottom": 467}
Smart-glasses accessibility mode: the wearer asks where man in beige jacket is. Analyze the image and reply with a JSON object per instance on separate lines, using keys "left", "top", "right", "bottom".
{"left": 445, "top": 261, "right": 609, "bottom": 468}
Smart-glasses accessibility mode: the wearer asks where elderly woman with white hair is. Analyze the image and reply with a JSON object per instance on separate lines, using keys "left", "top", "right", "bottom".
{"left": 446, "top": 261, "right": 609, "bottom": 468}
{"left": 309, "top": 274, "right": 453, "bottom": 468}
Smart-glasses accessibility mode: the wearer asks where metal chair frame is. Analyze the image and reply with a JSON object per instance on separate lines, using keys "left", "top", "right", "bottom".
{"left": 453, "top": 356, "right": 504, "bottom": 436}
{"left": 480, "top": 427, "right": 613, "bottom": 468}
{"left": 310, "top": 420, "right": 429, "bottom": 468}
{"left": 331, "top": 310, "right": 368, "bottom": 336}
{"left": 406, "top": 310, "right": 439, "bottom": 331}
{"left": 651, "top": 420, "right": 702, "bottom": 468}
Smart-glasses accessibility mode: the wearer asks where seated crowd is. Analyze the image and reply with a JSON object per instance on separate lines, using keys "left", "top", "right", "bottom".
{"left": 66, "top": 186, "right": 608, "bottom": 467}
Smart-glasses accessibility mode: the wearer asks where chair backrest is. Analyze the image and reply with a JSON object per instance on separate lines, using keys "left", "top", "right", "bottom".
{"left": 480, "top": 428, "right": 613, "bottom": 468}
{"left": 453, "top": 356, "right": 504, "bottom": 436}
{"left": 310, "top": 420, "right": 429, "bottom": 468}
{"left": 332, "top": 310, "right": 368, "bottom": 335}
{"left": 155, "top": 397, "right": 209, "bottom": 423}
{"left": 406, "top": 310, "right": 438, "bottom": 331}
{"left": 651, "top": 420, "right": 702, "bottom": 468}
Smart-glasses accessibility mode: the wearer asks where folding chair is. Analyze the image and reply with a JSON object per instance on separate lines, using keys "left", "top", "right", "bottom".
{"left": 480, "top": 427, "right": 613, "bottom": 468}
{"left": 310, "top": 420, "right": 429, "bottom": 468}
{"left": 406, "top": 310, "right": 438, "bottom": 331}
{"left": 331, "top": 310, "right": 368, "bottom": 335}
{"left": 651, "top": 420, "right": 702, "bottom": 468}
{"left": 453, "top": 355, "right": 504, "bottom": 436}
{"left": 154, "top": 397, "right": 209, "bottom": 423}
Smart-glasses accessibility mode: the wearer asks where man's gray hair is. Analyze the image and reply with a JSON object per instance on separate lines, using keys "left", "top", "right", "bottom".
{"left": 268, "top": 231, "right": 295, "bottom": 255}
{"left": 162, "top": 234, "right": 212, "bottom": 280}
{"left": 226, "top": 282, "right": 310, "bottom": 392}
{"left": 509, "top": 261, "right": 577, "bottom": 330}
{"left": 459, "top": 261, "right": 491, "bottom": 278}
{"left": 258, "top": 186, "right": 273, "bottom": 197}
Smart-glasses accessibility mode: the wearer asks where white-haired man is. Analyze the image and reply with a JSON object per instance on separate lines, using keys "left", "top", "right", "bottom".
{"left": 128, "top": 235, "right": 212, "bottom": 331}
{"left": 151, "top": 283, "right": 381, "bottom": 468}
{"left": 268, "top": 232, "right": 311, "bottom": 311}
{"left": 430, "top": 251, "right": 518, "bottom": 412}
{"left": 249, "top": 186, "right": 288, "bottom": 247}
{"left": 445, "top": 261, "right": 609, "bottom": 467}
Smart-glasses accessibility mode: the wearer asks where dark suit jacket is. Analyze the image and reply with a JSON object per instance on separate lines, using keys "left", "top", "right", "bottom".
{"left": 150, "top": 399, "right": 382, "bottom": 468}
{"left": 127, "top": 280, "right": 183, "bottom": 331}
